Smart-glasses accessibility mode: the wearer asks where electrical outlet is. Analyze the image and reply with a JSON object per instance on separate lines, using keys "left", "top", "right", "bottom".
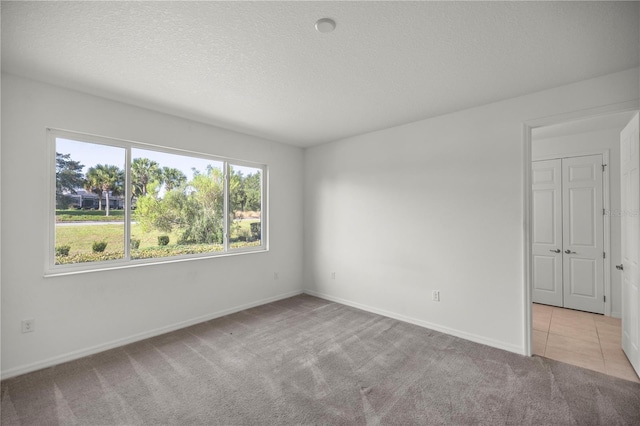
{"left": 432, "top": 291, "right": 440, "bottom": 302}
{"left": 22, "top": 319, "right": 35, "bottom": 333}
{"left": 273, "top": 272, "right": 279, "bottom": 280}
{"left": 331, "top": 272, "right": 336, "bottom": 280}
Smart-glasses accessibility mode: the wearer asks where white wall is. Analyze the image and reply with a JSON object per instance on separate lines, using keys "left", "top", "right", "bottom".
{"left": 303, "top": 68, "right": 640, "bottom": 354}
{"left": 533, "top": 127, "right": 624, "bottom": 317}
{"left": 0, "top": 74, "right": 305, "bottom": 378}
{"left": 2, "top": 67, "right": 639, "bottom": 378}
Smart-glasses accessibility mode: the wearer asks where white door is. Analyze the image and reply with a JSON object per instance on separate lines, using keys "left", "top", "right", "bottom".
{"left": 562, "top": 155, "right": 605, "bottom": 314}
{"left": 621, "top": 113, "right": 640, "bottom": 375}
{"left": 532, "top": 159, "right": 563, "bottom": 307}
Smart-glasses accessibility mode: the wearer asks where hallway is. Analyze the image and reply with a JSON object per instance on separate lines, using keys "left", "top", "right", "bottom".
{"left": 533, "top": 303, "right": 639, "bottom": 383}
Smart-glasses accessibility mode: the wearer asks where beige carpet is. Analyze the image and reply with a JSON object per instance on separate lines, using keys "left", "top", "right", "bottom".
{"left": 2, "top": 294, "right": 640, "bottom": 425}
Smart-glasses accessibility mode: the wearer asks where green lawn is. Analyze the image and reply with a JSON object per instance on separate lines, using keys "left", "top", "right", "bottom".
{"left": 56, "top": 223, "right": 181, "bottom": 254}
{"left": 55, "top": 219, "right": 261, "bottom": 262}
{"left": 55, "top": 224, "right": 124, "bottom": 254}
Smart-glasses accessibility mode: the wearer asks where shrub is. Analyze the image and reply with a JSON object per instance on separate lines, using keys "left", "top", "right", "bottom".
{"left": 54, "top": 242, "right": 259, "bottom": 265}
{"left": 179, "top": 215, "right": 223, "bottom": 245}
{"left": 158, "top": 235, "right": 170, "bottom": 246}
{"left": 55, "top": 251, "right": 123, "bottom": 265}
{"left": 92, "top": 240, "right": 108, "bottom": 253}
{"left": 235, "top": 228, "right": 250, "bottom": 242}
{"left": 130, "top": 239, "right": 141, "bottom": 249}
{"left": 250, "top": 222, "right": 261, "bottom": 241}
{"left": 132, "top": 244, "right": 223, "bottom": 259}
{"left": 230, "top": 240, "right": 261, "bottom": 249}
{"left": 55, "top": 245, "right": 71, "bottom": 257}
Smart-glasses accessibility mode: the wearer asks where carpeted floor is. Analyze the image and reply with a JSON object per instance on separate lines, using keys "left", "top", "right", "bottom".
{"left": 2, "top": 294, "right": 640, "bottom": 425}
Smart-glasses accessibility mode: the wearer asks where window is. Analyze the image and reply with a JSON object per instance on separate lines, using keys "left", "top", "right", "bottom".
{"left": 50, "top": 129, "right": 266, "bottom": 273}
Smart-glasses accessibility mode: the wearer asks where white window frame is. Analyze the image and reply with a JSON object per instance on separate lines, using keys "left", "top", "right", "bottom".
{"left": 46, "top": 128, "right": 268, "bottom": 276}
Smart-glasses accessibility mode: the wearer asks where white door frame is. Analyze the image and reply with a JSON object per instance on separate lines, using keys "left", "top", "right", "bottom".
{"left": 522, "top": 100, "right": 640, "bottom": 356}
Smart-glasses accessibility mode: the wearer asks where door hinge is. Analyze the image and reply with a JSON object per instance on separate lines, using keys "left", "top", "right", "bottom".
{"left": 603, "top": 252, "right": 606, "bottom": 259}
{"left": 604, "top": 295, "right": 606, "bottom": 302}
{"left": 602, "top": 164, "right": 607, "bottom": 172}
{"left": 603, "top": 208, "right": 606, "bottom": 215}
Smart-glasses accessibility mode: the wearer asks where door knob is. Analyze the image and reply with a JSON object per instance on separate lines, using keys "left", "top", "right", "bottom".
{"left": 616, "top": 264, "right": 624, "bottom": 271}
{"left": 564, "top": 250, "right": 576, "bottom": 254}
{"left": 549, "top": 249, "right": 561, "bottom": 253}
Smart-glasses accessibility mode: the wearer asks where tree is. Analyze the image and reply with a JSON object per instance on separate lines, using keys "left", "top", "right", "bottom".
{"left": 55, "top": 152, "right": 84, "bottom": 208}
{"left": 244, "top": 171, "right": 261, "bottom": 212}
{"left": 85, "top": 164, "right": 124, "bottom": 216}
{"left": 135, "top": 165, "right": 224, "bottom": 245}
{"left": 229, "top": 168, "right": 247, "bottom": 214}
{"left": 162, "top": 167, "right": 187, "bottom": 191}
{"left": 181, "top": 165, "right": 225, "bottom": 244}
{"left": 132, "top": 158, "right": 162, "bottom": 202}
{"left": 228, "top": 168, "right": 261, "bottom": 215}
{"left": 84, "top": 170, "right": 104, "bottom": 211}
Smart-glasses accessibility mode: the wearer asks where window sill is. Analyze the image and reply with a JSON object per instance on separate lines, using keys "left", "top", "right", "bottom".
{"left": 44, "top": 247, "right": 269, "bottom": 278}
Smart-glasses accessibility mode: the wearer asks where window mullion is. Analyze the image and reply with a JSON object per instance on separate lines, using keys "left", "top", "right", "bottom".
{"left": 261, "top": 166, "right": 266, "bottom": 248}
{"left": 223, "top": 162, "right": 230, "bottom": 252}
{"left": 124, "top": 147, "right": 131, "bottom": 260}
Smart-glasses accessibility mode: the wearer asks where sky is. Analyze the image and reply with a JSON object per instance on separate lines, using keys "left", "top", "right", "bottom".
{"left": 57, "top": 138, "right": 260, "bottom": 183}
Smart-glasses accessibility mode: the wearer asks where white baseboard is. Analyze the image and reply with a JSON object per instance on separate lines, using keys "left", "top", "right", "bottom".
{"left": 304, "top": 289, "right": 524, "bottom": 355}
{"left": 1, "top": 289, "right": 303, "bottom": 380}
{"left": 611, "top": 311, "right": 622, "bottom": 319}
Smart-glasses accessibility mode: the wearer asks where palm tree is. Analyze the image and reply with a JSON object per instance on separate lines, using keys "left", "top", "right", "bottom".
{"left": 85, "top": 164, "right": 124, "bottom": 216}
{"left": 162, "top": 167, "right": 187, "bottom": 191}
{"left": 84, "top": 170, "right": 104, "bottom": 211}
{"left": 132, "top": 158, "right": 161, "bottom": 203}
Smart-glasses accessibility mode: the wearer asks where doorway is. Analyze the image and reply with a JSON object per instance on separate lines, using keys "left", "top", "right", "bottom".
{"left": 525, "top": 108, "right": 639, "bottom": 381}
{"left": 531, "top": 154, "right": 605, "bottom": 314}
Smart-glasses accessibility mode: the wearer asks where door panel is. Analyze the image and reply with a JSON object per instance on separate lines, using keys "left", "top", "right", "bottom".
{"left": 533, "top": 256, "right": 559, "bottom": 291}
{"left": 621, "top": 113, "right": 640, "bottom": 376}
{"left": 568, "top": 258, "right": 596, "bottom": 297}
{"left": 567, "top": 188, "right": 597, "bottom": 246}
{"left": 533, "top": 190, "right": 558, "bottom": 244}
{"left": 532, "top": 159, "right": 563, "bottom": 307}
{"left": 562, "top": 155, "right": 604, "bottom": 314}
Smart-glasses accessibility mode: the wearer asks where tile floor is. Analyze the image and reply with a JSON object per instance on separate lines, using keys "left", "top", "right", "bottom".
{"left": 533, "top": 303, "right": 639, "bottom": 383}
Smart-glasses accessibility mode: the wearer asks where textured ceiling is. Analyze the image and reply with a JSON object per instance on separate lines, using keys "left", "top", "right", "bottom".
{"left": 2, "top": 1, "right": 639, "bottom": 147}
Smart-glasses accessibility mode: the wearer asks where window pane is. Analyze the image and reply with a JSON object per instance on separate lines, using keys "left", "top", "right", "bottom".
{"left": 131, "top": 148, "right": 224, "bottom": 259}
{"left": 229, "top": 165, "right": 262, "bottom": 249}
{"left": 55, "top": 138, "right": 126, "bottom": 265}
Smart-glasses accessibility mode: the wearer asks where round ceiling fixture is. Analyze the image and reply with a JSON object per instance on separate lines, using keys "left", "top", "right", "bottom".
{"left": 315, "top": 18, "right": 336, "bottom": 33}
